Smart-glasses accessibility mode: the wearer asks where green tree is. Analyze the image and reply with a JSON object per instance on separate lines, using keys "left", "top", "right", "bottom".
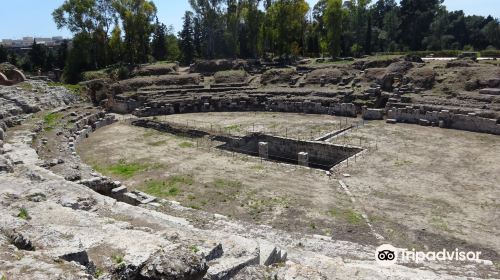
{"left": 108, "top": 25, "right": 124, "bottom": 64}
{"left": 29, "top": 40, "right": 49, "bottom": 71}
{"left": 152, "top": 20, "right": 168, "bottom": 61}
{"left": 266, "top": 0, "right": 310, "bottom": 57}
{"left": 166, "top": 26, "right": 181, "bottom": 61}
{"left": 53, "top": 0, "right": 116, "bottom": 68}
{"left": 224, "top": 0, "right": 240, "bottom": 57}
{"left": 381, "top": 8, "right": 401, "bottom": 51}
{"left": 189, "top": 0, "right": 225, "bottom": 58}
{"left": 324, "top": 0, "right": 343, "bottom": 57}
{"left": 482, "top": 20, "right": 500, "bottom": 49}
{"left": 63, "top": 33, "right": 93, "bottom": 83}
{"left": 114, "top": 0, "right": 157, "bottom": 64}
{"left": 179, "top": 11, "right": 195, "bottom": 65}
{"left": 55, "top": 40, "right": 69, "bottom": 69}
{"left": 0, "top": 45, "right": 7, "bottom": 63}
{"left": 193, "top": 16, "right": 203, "bottom": 58}
{"left": 239, "top": 0, "right": 263, "bottom": 58}
{"left": 399, "top": 0, "right": 442, "bottom": 50}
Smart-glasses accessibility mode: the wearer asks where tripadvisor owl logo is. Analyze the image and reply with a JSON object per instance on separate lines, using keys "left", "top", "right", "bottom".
{"left": 375, "top": 244, "right": 483, "bottom": 266}
{"left": 375, "top": 244, "right": 398, "bottom": 266}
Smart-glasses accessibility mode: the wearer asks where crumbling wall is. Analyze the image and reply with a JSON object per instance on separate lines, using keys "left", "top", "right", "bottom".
{"left": 132, "top": 98, "right": 358, "bottom": 118}
{"left": 387, "top": 107, "right": 500, "bottom": 135}
{"left": 112, "top": 74, "right": 201, "bottom": 94}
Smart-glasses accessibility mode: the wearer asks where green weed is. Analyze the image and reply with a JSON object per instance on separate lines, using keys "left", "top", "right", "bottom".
{"left": 17, "top": 208, "right": 30, "bottom": 220}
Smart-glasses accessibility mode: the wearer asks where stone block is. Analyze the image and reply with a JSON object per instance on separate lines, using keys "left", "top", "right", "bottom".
{"left": 479, "top": 88, "right": 500, "bottom": 95}
{"left": 298, "top": 152, "right": 309, "bottom": 167}
{"left": 419, "top": 119, "right": 431, "bottom": 126}
{"left": 111, "top": 186, "right": 128, "bottom": 198}
{"left": 362, "top": 107, "right": 384, "bottom": 120}
{"left": 258, "top": 142, "right": 269, "bottom": 159}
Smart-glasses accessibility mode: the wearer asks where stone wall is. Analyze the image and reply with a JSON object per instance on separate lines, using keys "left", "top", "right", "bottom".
{"left": 362, "top": 107, "right": 384, "bottom": 120}
{"left": 387, "top": 107, "right": 500, "bottom": 135}
{"left": 131, "top": 98, "right": 357, "bottom": 118}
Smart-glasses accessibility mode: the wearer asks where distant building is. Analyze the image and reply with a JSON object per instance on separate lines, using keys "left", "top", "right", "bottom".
{"left": 0, "top": 36, "right": 70, "bottom": 49}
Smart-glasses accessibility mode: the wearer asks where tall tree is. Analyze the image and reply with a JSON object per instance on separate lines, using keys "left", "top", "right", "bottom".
{"left": 151, "top": 20, "right": 168, "bottom": 61}
{"left": 193, "top": 16, "right": 203, "bottom": 58}
{"left": 482, "top": 20, "right": 500, "bottom": 49}
{"left": 324, "top": 0, "right": 343, "bottom": 57}
{"left": 29, "top": 40, "right": 48, "bottom": 71}
{"left": 399, "top": 0, "right": 442, "bottom": 50}
{"left": 0, "top": 45, "right": 7, "bottom": 63}
{"left": 365, "top": 14, "right": 373, "bottom": 54}
{"left": 55, "top": 40, "right": 69, "bottom": 69}
{"left": 53, "top": 0, "right": 116, "bottom": 68}
{"left": 165, "top": 25, "right": 181, "bottom": 61}
{"left": 108, "top": 25, "right": 124, "bottom": 64}
{"left": 224, "top": 0, "right": 240, "bottom": 57}
{"left": 381, "top": 8, "right": 401, "bottom": 51}
{"left": 63, "top": 33, "right": 93, "bottom": 83}
{"left": 114, "top": 0, "right": 157, "bottom": 64}
{"left": 189, "top": 0, "right": 224, "bottom": 58}
{"left": 179, "top": 11, "right": 195, "bottom": 65}
{"left": 266, "top": 0, "right": 310, "bottom": 57}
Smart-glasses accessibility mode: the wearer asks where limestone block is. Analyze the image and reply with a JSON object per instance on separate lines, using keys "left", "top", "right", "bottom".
{"left": 258, "top": 142, "right": 269, "bottom": 159}
{"left": 298, "top": 152, "right": 309, "bottom": 167}
{"left": 111, "top": 186, "right": 128, "bottom": 199}
{"left": 479, "top": 88, "right": 500, "bottom": 95}
{"left": 362, "top": 107, "right": 384, "bottom": 120}
{"left": 419, "top": 119, "right": 431, "bottom": 126}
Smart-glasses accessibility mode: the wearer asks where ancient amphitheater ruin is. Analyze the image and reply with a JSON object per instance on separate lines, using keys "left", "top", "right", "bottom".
{"left": 1, "top": 56, "right": 499, "bottom": 279}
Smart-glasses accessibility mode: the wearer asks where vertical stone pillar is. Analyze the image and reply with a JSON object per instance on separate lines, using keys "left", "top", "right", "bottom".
{"left": 258, "top": 142, "right": 269, "bottom": 159}
{"left": 298, "top": 152, "right": 309, "bottom": 167}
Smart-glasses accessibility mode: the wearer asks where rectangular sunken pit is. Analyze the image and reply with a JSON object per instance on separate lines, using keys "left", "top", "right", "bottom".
{"left": 218, "top": 133, "right": 363, "bottom": 171}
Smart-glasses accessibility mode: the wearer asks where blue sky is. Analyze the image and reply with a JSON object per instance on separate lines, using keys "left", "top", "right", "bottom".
{"left": 0, "top": 0, "right": 499, "bottom": 39}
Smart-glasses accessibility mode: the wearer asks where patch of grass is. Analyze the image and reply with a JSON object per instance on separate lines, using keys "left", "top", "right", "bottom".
{"left": 147, "top": 140, "right": 167, "bottom": 146}
{"left": 250, "top": 164, "right": 265, "bottom": 171}
{"left": 112, "top": 255, "right": 124, "bottom": 264}
{"left": 81, "top": 70, "right": 108, "bottom": 81}
{"left": 189, "top": 204, "right": 201, "bottom": 210}
{"left": 178, "top": 141, "right": 194, "bottom": 148}
{"left": 190, "top": 245, "right": 199, "bottom": 253}
{"left": 94, "top": 268, "right": 104, "bottom": 278}
{"left": 18, "top": 82, "right": 33, "bottom": 91}
{"left": 224, "top": 124, "right": 242, "bottom": 132}
{"left": 142, "top": 130, "right": 161, "bottom": 138}
{"left": 94, "top": 160, "right": 153, "bottom": 179}
{"left": 17, "top": 208, "right": 30, "bottom": 220}
{"left": 141, "top": 175, "right": 194, "bottom": 197}
{"left": 43, "top": 112, "right": 63, "bottom": 131}
{"left": 47, "top": 82, "right": 83, "bottom": 96}
{"left": 430, "top": 216, "right": 449, "bottom": 231}
{"left": 211, "top": 178, "right": 242, "bottom": 189}
{"left": 1, "top": 273, "right": 6, "bottom": 280}
{"left": 328, "top": 208, "right": 363, "bottom": 224}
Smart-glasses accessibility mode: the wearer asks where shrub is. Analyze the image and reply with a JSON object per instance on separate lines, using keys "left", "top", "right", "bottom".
{"left": 18, "top": 208, "right": 30, "bottom": 220}
{"left": 481, "top": 49, "right": 500, "bottom": 58}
